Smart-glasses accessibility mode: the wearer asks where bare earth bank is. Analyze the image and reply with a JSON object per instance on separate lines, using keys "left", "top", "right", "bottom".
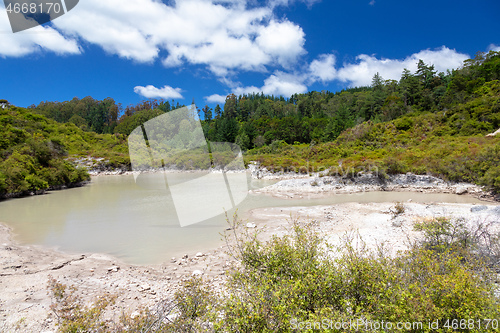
{"left": 1, "top": 175, "right": 499, "bottom": 331}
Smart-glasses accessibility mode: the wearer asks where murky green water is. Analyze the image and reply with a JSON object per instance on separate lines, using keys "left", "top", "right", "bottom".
{"left": 0, "top": 173, "right": 487, "bottom": 264}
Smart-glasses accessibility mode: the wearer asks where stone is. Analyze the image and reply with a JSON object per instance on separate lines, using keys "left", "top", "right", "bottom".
{"left": 486, "top": 128, "right": 500, "bottom": 137}
{"left": 192, "top": 270, "right": 203, "bottom": 276}
{"left": 455, "top": 186, "right": 467, "bottom": 195}
{"left": 167, "top": 313, "right": 179, "bottom": 322}
{"left": 470, "top": 205, "right": 488, "bottom": 213}
{"left": 107, "top": 266, "right": 120, "bottom": 272}
{"left": 391, "top": 217, "right": 404, "bottom": 228}
{"left": 246, "top": 222, "right": 257, "bottom": 228}
{"left": 195, "top": 252, "right": 204, "bottom": 257}
{"left": 138, "top": 284, "right": 151, "bottom": 292}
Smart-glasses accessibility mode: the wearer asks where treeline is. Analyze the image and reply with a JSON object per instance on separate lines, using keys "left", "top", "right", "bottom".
{"left": 200, "top": 51, "right": 500, "bottom": 149}
{"left": 28, "top": 97, "right": 184, "bottom": 134}
{"left": 26, "top": 51, "right": 500, "bottom": 152}
{"left": 246, "top": 78, "right": 500, "bottom": 191}
{"left": 1, "top": 50, "right": 500, "bottom": 195}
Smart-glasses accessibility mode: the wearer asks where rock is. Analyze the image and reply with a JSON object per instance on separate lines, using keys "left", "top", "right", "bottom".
{"left": 131, "top": 311, "right": 141, "bottom": 319}
{"left": 167, "top": 313, "right": 179, "bottom": 322}
{"left": 455, "top": 186, "right": 467, "bottom": 195}
{"left": 138, "top": 284, "right": 151, "bottom": 292}
{"left": 491, "top": 206, "right": 500, "bottom": 216}
{"left": 246, "top": 223, "right": 257, "bottom": 228}
{"left": 182, "top": 254, "right": 188, "bottom": 259}
{"left": 107, "top": 266, "right": 120, "bottom": 272}
{"left": 391, "top": 217, "right": 404, "bottom": 228}
{"left": 192, "top": 270, "right": 203, "bottom": 276}
{"left": 471, "top": 205, "right": 488, "bottom": 213}
{"left": 195, "top": 252, "right": 204, "bottom": 258}
{"left": 486, "top": 128, "right": 500, "bottom": 137}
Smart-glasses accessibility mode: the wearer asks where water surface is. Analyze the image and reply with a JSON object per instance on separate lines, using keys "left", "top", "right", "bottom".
{"left": 0, "top": 173, "right": 487, "bottom": 264}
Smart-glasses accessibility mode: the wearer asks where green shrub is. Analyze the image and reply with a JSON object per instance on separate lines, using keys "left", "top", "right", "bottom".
{"left": 211, "top": 216, "right": 500, "bottom": 332}
{"left": 46, "top": 214, "right": 500, "bottom": 332}
{"left": 394, "top": 117, "right": 414, "bottom": 131}
{"left": 48, "top": 276, "right": 116, "bottom": 333}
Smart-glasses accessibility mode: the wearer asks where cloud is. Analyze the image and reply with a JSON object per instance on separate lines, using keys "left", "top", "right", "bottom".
{"left": 205, "top": 94, "right": 227, "bottom": 104}
{"left": 259, "top": 72, "right": 308, "bottom": 96}
{"left": 206, "top": 71, "right": 307, "bottom": 101}
{"left": 1, "top": 0, "right": 307, "bottom": 74}
{"left": 0, "top": 7, "right": 80, "bottom": 57}
{"left": 488, "top": 44, "right": 500, "bottom": 52}
{"left": 267, "top": 0, "right": 322, "bottom": 9}
{"left": 369, "top": 0, "right": 375, "bottom": 5}
{"left": 49, "top": 0, "right": 305, "bottom": 75}
{"left": 309, "top": 54, "right": 337, "bottom": 82}
{"left": 134, "top": 85, "right": 184, "bottom": 99}
{"left": 310, "top": 46, "right": 469, "bottom": 87}
{"left": 256, "top": 19, "right": 306, "bottom": 67}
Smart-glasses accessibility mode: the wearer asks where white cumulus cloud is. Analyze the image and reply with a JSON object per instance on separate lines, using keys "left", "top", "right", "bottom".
{"left": 256, "top": 19, "right": 306, "bottom": 67}
{"left": 134, "top": 85, "right": 184, "bottom": 99}
{"left": 259, "top": 72, "right": 308, "bottom": 96}
{"left": 310, "top": 46, "right": 469, "bottom": 87}
{"left": 205, "top": 94, "right": 227, "bottom": 104}
{"left": 50, "top": 0, "right": 306, "bottom": 76}
{"left": 267, "top": 0, "right": 322, "bottom": 8}
{"left": 0, "top": 7, "right": 80, "bottom": 57}
{"left": 206, "top": 71, "right": 307, "bottom": 101}
{"left": 1, "top": 0, "right": 307, "bottom": 75}
{"left": 488, "top": 44, "right": 500, "bottom": 52}
{"left": 309, "top": 54, "right": 337, "bottom": 82}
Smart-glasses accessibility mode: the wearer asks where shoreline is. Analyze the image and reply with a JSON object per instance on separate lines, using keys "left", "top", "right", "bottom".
{"left": 2, "top": 159, "right": 498, "bottom": 203}
{"left": 0, "top": 221, "right": 233, "bottom": 332}
{"left": 2, "top": 199, "right": 500, "bottom": 331}
{"left": 1, "top": 171, "right": 499, "bottom": 330}
{"left": 250, "top": 172, "right": 498, "bottom": 203}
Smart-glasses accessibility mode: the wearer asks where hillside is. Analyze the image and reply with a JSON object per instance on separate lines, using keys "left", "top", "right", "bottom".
{"left": 2, "top": 50, "right": 499, "bottom": 196}
{"left": 0, "top": 106, "right": 129, "bottom": 198}
{"left": 246, "top": 80, "right": 500, "bottom": 192}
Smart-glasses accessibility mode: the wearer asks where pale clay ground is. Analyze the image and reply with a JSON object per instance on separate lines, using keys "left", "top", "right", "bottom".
{"left": 1, "top": 184, "right": 499, "bottom": 332}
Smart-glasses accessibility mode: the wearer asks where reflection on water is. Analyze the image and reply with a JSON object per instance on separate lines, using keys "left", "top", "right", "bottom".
{"left": 0, "top": 173, "right": 487, "bottom": 264}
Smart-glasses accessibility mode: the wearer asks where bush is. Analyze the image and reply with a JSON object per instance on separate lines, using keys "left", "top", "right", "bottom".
{"left": 414, "top": 216, "right": 500, "bottom": 270}
{"left": 212, "top": 215, "right": 500, "bottom": 332}
{"left": 48, "top": 276, "right": 116, "bottom": 332}
{"left": 46, "top": 215, "right": 500, "bottom": 332}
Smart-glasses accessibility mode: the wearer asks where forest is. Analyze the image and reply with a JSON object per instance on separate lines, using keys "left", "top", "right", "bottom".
{"left": 1, "top": 50, "right": 499, "bottom": 197}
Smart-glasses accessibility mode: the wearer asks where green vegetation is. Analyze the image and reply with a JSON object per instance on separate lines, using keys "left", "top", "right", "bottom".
{"left": 30, "top": 97, "right": 184, "bottom": 135}
{"left": 2, "top": 50, "right": 496, "bottom": 331}
{"left": 242, "top": 52, "right": 500, "bottom": 192}
{"left": 48, "top": 214, "right": 500, "bottom": 332}
{"left": 2, "top": 50, "right": 500, "bottom": 196}
{"left": 0, "top": 106, "right": 128, "bottom": 197}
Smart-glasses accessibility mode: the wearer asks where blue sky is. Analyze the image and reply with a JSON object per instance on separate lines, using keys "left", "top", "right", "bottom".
{"left": 0, "top": 0, "right": 499, "bottom": 110}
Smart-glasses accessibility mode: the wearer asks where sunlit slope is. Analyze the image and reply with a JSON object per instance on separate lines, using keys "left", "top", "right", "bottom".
{"left": 0, "top": 106, "right": 128, "bottom": 196}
